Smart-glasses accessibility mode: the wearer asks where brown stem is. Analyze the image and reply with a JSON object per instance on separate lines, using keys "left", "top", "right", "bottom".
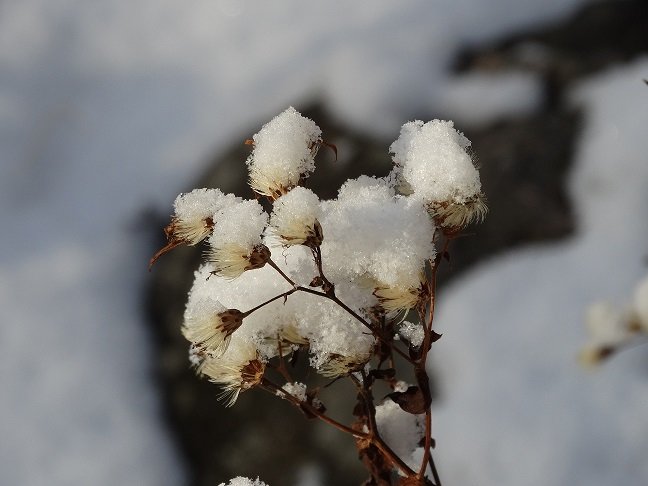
{"left": 269, "top": 254, "right": 415, "bottom": 364}
{"left": 416, "top": 237, "right": 451, "bottom": 482}
{"left": 242, "top": 287, "right": 299, "bottom": 317}
{"left": 267, "top": 258, "right": 297, "bottom": 287}
{"left": 260, "top": 379, "right": 366, "bottom": 439}
{"left": 350, "top": 373, "right": 418, "bottom": 478}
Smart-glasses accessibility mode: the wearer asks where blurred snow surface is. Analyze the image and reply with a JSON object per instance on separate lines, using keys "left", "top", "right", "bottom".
{"left": 434, "top": 58, "right": 648, "bottom": 485}
{"left": 0, "top": 0, "right": 629, "bottom": 484}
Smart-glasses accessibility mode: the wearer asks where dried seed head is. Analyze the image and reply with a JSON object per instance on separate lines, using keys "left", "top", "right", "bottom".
{"left": 318, "top": 353, "right": 371, "bottom": 378}
{"left": 149, "top": 189, "right": 240, "bottom": 268}
{"left": 210, "top": 243, "right": 270, "bottom": 279}
{"left": 430, "top": 192, "right": 488, "bottom": 232}
{"left": 246, "top": 107, "right": 322, "bottom": 199}
{"left": 202, "top": 344, "right": 265, "bottom": 406}
{"left": 374, "top": 283, "right": 425, "bottom": 314}
{"left": 182, "top": 302, "right": 244, "bottom": 356}
{"left": 270, "top": 187, "right": 323, "bottom": 247}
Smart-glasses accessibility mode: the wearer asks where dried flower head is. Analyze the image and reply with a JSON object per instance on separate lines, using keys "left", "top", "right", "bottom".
{"left": 182, "top": 298, "right": 244, "bottom": 356}
{"left": 149, "top": 189, "right": 239, "bottom": 267}
{"left": 210, "top": 243, "right": 271, "bottom": 279}
{"left": 270, "top": 187, "right": 323, "bottom": 247}
{"left": 318, "top": 352, "right": 372, "bottom": 378}
{"left": 201, "top": 341, "right": 266, "bottom": 406}
{"left": 430, "top": 192, "right": 488, "bottom": 232}
{"left": 389, "top": 119, "right": 487, "bottom": 230}
{"left": 208, "top": 199, "right": 270, "bottom": 278}
{"left": 246, "top": 107, "right": 322, "bottom": 198}
{"left": 374, "top": 282, "right": 425, "bottom": 314}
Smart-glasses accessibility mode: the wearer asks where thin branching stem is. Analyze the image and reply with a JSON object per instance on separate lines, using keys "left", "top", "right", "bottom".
{"left": 269, "top": 256, "right": 416, "bottom": 364}
{"left": 350, "top": 373, "right": 418, "bottom": 478}
{"left": 416, "top": 236, "right": 451, "bottom": 480}
{"left": 260, "top": 378, "right": 367, "bottom": 439}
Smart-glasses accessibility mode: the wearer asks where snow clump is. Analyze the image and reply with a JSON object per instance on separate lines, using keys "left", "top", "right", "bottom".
{"left": 246, "top": 107, "right": 322, "bottom": 198}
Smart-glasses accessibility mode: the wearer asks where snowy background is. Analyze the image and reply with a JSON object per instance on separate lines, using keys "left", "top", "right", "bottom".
{"left": 1, "top": 0, "right": 647, "bottom": 485}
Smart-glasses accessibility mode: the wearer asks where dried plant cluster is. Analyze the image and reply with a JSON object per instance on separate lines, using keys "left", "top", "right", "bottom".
{"left": 151, "top": 107, "right": 487, "bottom": 485}
{"left": 579, "top": 274, "right": 648, "bottom": 367}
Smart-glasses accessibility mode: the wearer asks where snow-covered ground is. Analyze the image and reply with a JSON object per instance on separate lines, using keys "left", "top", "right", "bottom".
{"left": 434, "top": 58, "right": 648, "bottom": 485}
{"left": 5, "top": 1, "right": 645, "bottom": 485}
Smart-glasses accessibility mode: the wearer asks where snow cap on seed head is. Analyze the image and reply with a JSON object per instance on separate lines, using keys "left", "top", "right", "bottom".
{"left": 270, "top": 187, "right": 323, "bottom": 248}
{"left": 320, "top": 175, "right": 435, "bottom": 311}
{"left": 149, "top": 188, "right": 241, "bottom": 268}
{"left": 208, "top": 199, "right": 270, "bottom": 279}
{"left": 390, "top": 119, "right": 487, "bottom": 230}
{"left": 246, "top": 107, "right": 322, "bottom": 198}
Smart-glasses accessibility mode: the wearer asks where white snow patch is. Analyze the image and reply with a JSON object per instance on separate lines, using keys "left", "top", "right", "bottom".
{"left": 432, "top": 58, "right": 648, "bottom": 486}
{"left": 438, "top": 71, "right": 543, "bottom": 127}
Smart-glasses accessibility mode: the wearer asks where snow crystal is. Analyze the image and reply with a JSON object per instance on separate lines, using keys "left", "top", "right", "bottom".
{"left": 390, "top": 120, "right": 482, "bottom": 205}
{"left": 399, "top": 321, "right": 425, "bottom": 347}
{"left": 375, "top": 399, "right": 425, "bottom": 472}
{"left": 278, "top": 382, "right": 308, "bottom": 401}
{"left": 247, "top": 107, "right": 322, "bottom": 196}
{"left": 218, "top": 476, "right": 269, "bottom": 486}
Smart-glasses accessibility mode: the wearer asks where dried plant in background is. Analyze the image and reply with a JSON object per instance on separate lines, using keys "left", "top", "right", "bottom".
{"left": 151, "top": 107, "right": 487, "bottom": 485}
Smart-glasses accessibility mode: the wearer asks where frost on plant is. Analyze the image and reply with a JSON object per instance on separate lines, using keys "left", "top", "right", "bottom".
{"left": 151, "top": 106, "right": 487, "bottom": 485}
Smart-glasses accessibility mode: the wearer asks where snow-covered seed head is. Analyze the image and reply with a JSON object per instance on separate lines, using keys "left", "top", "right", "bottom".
{"left": 374, "top": 282, "right": 425, "bottom": 314}
{"left": 150, "top": 189, "right": 240, "bottom": 268}
{"left": 182, "top": 301, "right": 244, "bottom": 356}
{"left": 210, "top": 243, "right": 271, "bottom": 279}
{"left": 389, "top": 119, "right": 487, "bottom": 230}
{"left": 201, "top": 344, "right": 265, "bottom": 407}
{"left": 270, "top": 187, "right": 324, "bottom": 247}
{"left": 246, "top": 107, "right": 322, "bottom": 199}
{"left": 318, "top": 352, "right": 371, "bottom": 378}
{"left": 171, "top": 189, "right": 238, "bottom": 244}
{"left": 208, "top": 199, "right": 270, "bottom": 278}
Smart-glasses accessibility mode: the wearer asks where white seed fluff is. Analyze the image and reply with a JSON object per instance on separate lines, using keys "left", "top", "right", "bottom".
{"left": 247, "top": 107, "right": 322, "bottom": 196}
{"left": 390, "top": 120, "right": 482, "bottom": 204}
